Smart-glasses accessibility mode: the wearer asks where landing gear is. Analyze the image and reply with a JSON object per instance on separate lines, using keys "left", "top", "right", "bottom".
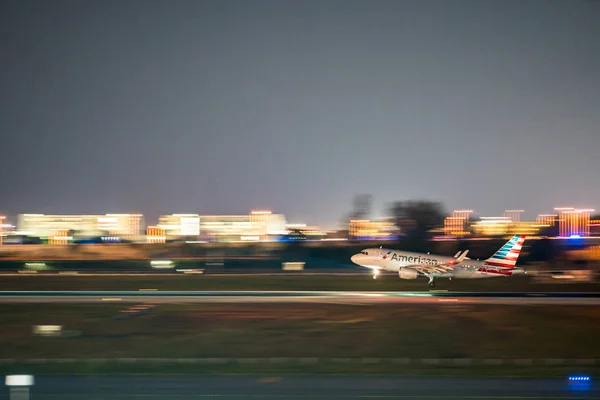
{"left": 372, "top": 269, "right": 379, "bottom": 280}
{"left": 428, "top": 277, "right": 435, "bottom": 288}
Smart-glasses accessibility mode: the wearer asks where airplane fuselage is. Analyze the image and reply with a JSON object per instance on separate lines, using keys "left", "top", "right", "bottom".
{"left": 351, "top": 248, "right": 526, "bottom": 279}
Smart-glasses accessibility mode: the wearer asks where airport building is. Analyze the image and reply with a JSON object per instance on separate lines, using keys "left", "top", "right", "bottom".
{"left": 0, "top": 215, "right": 5, "bottom": 245}
{"left": 536, "top": 214, "right": 558, "bottom": 227}
{"left": 349, "top": 219, "right": 397, "bottom": 240}
{"left": 157, "top": 211, "right": 287, "bottom": 242}
{"left": 285, "top": 224, "right": 328, "bottom": 240}
{"left": 470, "top": 217, "right": 545, "bottom": 237}
{"left": 504, "top": 210, "right": 524, "bottom": 223}
{"left": 146, "top": 225, "right": 166, "bottom": 243}
{"left": 158, "top": 214, "right": 201, "bottom": 238}
{"left": 589, "top": 220, "right": 600, "bottom": 236}
{"left": 554, "top": 207, "right": 595, "bottom": 237}
{"left": 17, "top": 214, "right": 144, "bottom": 241}
{"left": 443, "top": 210, "right": 473, "bottom": 236}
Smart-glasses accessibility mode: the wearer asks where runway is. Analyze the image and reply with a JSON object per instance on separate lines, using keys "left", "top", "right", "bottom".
{"left": 0, "top": 376, "right": 597, "bottom": 399}
{"left": 0, "top": 291, "right": 599, "bottom": 304}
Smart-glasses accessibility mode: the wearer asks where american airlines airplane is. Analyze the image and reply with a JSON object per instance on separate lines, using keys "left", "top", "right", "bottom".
{"left": 350, "top": 235, "right": 527, "bottom": 287}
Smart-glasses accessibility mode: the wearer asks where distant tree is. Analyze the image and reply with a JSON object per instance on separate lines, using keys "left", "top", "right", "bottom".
{"left": 389, "top": 200, "right": 446, "bottom": 235}
{"left": 388, "top": 200, "right": 447, "bottom": 252}
{"left": 342, "top": 194, "right": 373, "bottom": 228}
{"left": 350, "top": 194, "right": 372, "bottom": 220}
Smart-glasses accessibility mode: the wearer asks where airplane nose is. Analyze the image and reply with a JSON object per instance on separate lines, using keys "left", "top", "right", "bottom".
{"left": 351, "top": 254, "right": 364, "bottom": 265}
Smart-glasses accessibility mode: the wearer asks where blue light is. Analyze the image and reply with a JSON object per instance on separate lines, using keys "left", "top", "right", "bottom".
{"left": 569, "top": 376, "right": 590, "bottom": 381}
{"left": 569, "top": 235, "right": 581, "bottom": 239}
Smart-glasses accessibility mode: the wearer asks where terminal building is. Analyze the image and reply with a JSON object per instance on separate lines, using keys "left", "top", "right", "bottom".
{"left": 469, "top": 217, "right": 545, "bottom": 237}
{"left": 443, "top": 210, "right": 473, "bottom": 237}
{"left": 554, "top": 207, "right": 595, "bottom": 237}
{"left": 157, "top": 211, "right": 287, "bottom": 242}
{"left": 17, "top": 214, "right": 144, "bottom": 242}
{"left": 348, "top": 219, "right": 397, "bottom": 240}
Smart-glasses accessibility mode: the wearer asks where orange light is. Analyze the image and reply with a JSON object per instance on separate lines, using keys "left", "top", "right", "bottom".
{"left": 0, "top": 216, "right": 5, "bottom": 246}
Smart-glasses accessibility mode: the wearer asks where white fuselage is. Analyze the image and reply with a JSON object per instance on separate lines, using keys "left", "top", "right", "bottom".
{"left": 351, "top": 248, "right": 525, "bottom": 279}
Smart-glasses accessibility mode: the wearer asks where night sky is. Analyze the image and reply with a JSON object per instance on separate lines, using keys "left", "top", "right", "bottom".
{"left": 2, "top": 0, "right": 599, "bottom": 227}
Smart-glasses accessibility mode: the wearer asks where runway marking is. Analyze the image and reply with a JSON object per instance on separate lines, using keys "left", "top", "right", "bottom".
{"left": 258, "top": 376, "right": 281, "bottom": 383}
{"left": 1, "top": 291, "right": 600, "bottom": 305}
{"left": 30, "top": 394, "right": 600, "bottom": 399}
{"left": 319, "top": 318, "right": 372, "bottom": 324}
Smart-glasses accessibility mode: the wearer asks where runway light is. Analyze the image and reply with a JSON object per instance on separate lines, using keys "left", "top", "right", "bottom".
{"left": 150, "top": 260, "right": 174, "bottom": 269}
{"left": 569, "top": 376, "right": 590, "bottom": 382}
{"left": 5, "top": 375, "right": 34, "bottom": 387}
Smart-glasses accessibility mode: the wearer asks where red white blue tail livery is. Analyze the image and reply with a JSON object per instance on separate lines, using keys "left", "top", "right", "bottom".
{"left": 483, "top": 235, "right": 526, "bottom": 269}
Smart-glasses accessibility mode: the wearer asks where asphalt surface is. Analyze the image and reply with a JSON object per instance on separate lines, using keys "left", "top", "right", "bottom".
{"left": 0, "top": 291, "right": 599, "bottom": 305}
{"left": 1, "top": 376, "right": 597, "bottom": 399}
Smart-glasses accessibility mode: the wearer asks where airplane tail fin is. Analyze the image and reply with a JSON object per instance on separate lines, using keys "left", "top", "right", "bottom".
{"left": 483, "top": 235, "right": 526, "bottom": 269}
{"left": 453, "top": 251, "right": 461, "bottom": 258}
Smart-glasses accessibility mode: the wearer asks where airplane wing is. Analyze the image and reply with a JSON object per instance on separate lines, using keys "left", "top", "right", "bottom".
{"left": 404, "top": 262, "right": 458, "bottom": 275}
{"left": 402, "top": 250, "right": 470, "bottom": 275}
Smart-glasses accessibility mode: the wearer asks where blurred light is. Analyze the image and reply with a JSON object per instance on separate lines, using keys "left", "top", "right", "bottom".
{"left": 5, "top": 375, "right": 34, "bottom": 387}
{"left": 241, "top": 236, "right": 260, "bottom": 241}
{"left": 33, "top": 325, "right": 62, "bottom": 336}
{"left": 24, "top": 262, "right": 48, "bottom": 270}
{"left": 150, "top": 260, "right": 174, "bottom": 269}
{"left": 569, "top": 376, "right": 590, "bottom": 381}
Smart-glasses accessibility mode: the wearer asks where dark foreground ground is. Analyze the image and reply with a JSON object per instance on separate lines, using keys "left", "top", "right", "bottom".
{"left": 1, "top": 303, "right": 599, "bottom": 361}
{"left": 1, "top": 376, "right": 597, "bottom": 400}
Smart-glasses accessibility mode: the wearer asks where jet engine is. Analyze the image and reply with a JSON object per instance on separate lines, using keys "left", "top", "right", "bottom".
{"left": 398, "top": 268, "right": 418, "bottom": 280}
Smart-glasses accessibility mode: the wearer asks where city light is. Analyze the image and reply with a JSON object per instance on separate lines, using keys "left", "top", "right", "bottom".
{"left": 0, "top": 216, "right": 5, "bottom": 245}
{"left": 5, "top": 205, "right": 600, "bottom": 243}
{"left": 569, "top": 376, "right": 590, "bottom": 382}
{"left": 554, "top": 208, "right": 595, "bottom": 237}
{"left": 504, "top": 210, "right": 524, "bottom": 222}
{"left": 444, "top": 210, "right": 473, "bottom": 236}
{"left": 146, "top": 226, "right": 166, "bottom": 243}
{"left": 17, "top": 214, "right": 144, "bottom": 240}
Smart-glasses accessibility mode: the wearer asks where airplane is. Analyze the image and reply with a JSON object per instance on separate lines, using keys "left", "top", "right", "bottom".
{"left": 350, "top": 235, "right": 527, "bottom": 287}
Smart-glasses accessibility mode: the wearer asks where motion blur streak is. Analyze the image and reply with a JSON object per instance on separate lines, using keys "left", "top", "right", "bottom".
{"left": 10, "top": 376, "right": 600, "bottom": 400}
{"left": 1, "top": 291, "right": 600, "bottom": 305}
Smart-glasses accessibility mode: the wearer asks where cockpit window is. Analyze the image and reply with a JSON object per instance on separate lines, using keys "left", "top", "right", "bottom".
{"left": 361, "top": 251, "right": 368, "bottom": 255}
